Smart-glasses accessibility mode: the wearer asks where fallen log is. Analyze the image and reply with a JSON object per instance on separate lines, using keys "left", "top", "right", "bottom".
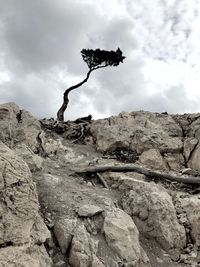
{"left": 75, "top": 164, "right": 200, "bottom": 185}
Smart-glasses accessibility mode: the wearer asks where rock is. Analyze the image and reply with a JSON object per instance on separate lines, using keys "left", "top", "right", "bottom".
{"left": 164, "top": 153, "right": 185, "bottom": 171}
{"left": 77, "top": 204, "right": 104, "bottom": 217}
{"left": 89, "top": 111, "right": 183, "bottom": 155}
{"left": 184, "top": 117, "right": 200, "bottom": 171}
{"left": 184, "top": 137, "right": 199, "bottom": 162}
{"left": 91, "top": 255, "right": 105, "bottom": 267}
{"left": 177, "top": 195, "right": 200, "bottom": 247}
{"left": 0, "top": 102, "right": 20, "bottom": 148}
{"left": 53, "top": 218, "right": 78, "bottom": 254}
{"left": 121, "top": 178, "right": 186, "bottom": 252}
{"left": 138, "top": 149, "right": 168, "bottom": 170}
{"left": 188, "top": 144, "right": 200, "bottom": 171}
{"left": 181, "top": 168, "right": 197, "bottom": 176}
{"left": 0, "top": 245, "right": 51, "bottom": 267}
{"left": 0, "top": 141, "right": 51, "bottom": 265}
{"left": 103, "top": 208, "right": 150, "bottom": 266}
{"left": 55, "top": 260, "right": 66, "bottom": 267}
{"left": 103, "top": 172, "right": 146, "bottom": 191}
{"left": 0, "top": 102, "right": 41, "bottom": 152}
{"left": 69, "top": 224, "right": 99, "bottom": 267}
{"left": 14, "top": 143, "right": 43, "bottom": 172}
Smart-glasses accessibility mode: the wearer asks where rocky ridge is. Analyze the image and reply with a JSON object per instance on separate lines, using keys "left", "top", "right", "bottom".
{"left": 0, "top": 102, "right": 200, "bottom": 266}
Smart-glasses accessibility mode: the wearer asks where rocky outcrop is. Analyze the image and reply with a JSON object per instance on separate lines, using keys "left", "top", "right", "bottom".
{"left": 0, "top": 102, "right": 41, "bottom": 152}
{"left": 0, "top": 141, "right": 51, "bottom": 266}
{"left": 90, "top": 111, "right": 183, "bottom": 154}
{"left": 14, "top": 143, "right": 43, "bottom": 172}
{"left": 103, "top": 208, "right": 150, "bottom": 267}
{"left": 53, "top": 204, "right": 150, "bottom": 267}
{"left": 89, "top": 112, "right": 184, "bottom": 171}
{"left": 2, "top": 103, "right": 200, "bottom": 266}
{"left": 101, "top": 172, "right": 187, "bottom": 255}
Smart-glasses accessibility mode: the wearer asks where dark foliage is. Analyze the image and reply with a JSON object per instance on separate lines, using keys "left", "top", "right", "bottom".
{"left": 106, "top": 147, "right": 138, "bottom": 163}
{"left": 81, "top": 48, "right": 125, "bottom": 69}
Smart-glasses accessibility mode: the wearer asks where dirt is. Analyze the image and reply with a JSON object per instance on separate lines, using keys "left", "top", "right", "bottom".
{"left": 32, "top": 137, "right": 190, "bottom": 267}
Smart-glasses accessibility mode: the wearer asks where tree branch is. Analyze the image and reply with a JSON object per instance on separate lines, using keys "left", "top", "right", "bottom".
{"left": 75, "top": 164, "right": 200, "bottom": 185}
{"left": 57, "top": 69, "right": 93, "bottom": 121}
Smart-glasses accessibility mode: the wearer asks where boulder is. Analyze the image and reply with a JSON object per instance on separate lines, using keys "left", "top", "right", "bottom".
{"left": 0, "top": 245, "right": 51, "bottom": 267}
{"left": 177, "top": 195, "right": 200, "bottom": 247}
{"left": 188, "top": 144, "right": 200, "bottom": 171}
{"left": 89, "top": 111, "right": 183, "bottom": 155}
{"left": 164, "top": 153, "right": 185, "bottom": 171}
{"left": 138, "top": 149, "right": 168, "bottom": 170}
{"left": 0, "top": 102, "right": 41, "bottom": 152}
{"left": 14, "top": 143, "right": 43, "bottom": 172}
{"left": 77, "top": 204, "right": 104, "bottom": 217}
{"left": 54, "top": 218, "right": 78, "bottom": 254}
{"left": 69, "top": 224, "right": 99, "bottom": 267}
{"left": 0, "top": 141, "right": 51, "bottom": 265}
{"left": 121, "top": 178, "right": 186, "bottom": 252}
{"left": 103, "top": 208, "right": 150, "bottom": 267}
{"left": 183, "top": 137, "right": 199, "bottom": 162}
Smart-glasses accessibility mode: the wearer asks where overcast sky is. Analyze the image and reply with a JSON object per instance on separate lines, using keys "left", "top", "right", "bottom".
{"left": 1, "top": 0, "right": 200, "bottom": 120}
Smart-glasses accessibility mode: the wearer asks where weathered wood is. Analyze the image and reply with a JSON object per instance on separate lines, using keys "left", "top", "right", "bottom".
{"left": 96, "top": 172, "right": 109, "bottom": 188}
{"left": 75, "top": 164, "right": 200, "bottom": 185}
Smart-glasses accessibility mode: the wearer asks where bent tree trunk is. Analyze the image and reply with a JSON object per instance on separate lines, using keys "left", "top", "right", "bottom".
{"left": 57, "top": 69, "right": 92, "bottom": 122}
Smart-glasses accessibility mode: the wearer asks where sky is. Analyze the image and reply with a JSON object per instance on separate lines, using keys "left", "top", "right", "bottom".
{"left": 1, "top": 0, "right": 200, "bottom": 120}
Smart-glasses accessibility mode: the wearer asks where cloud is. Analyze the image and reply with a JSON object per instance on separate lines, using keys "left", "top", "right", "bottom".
{"left": 0, "top": 0, "right": 200, "bottom": 120}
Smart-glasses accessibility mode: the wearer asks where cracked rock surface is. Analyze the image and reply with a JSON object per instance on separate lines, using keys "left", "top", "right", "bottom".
{"left": 2, "top": 102, "right": 200, "bottom": 266}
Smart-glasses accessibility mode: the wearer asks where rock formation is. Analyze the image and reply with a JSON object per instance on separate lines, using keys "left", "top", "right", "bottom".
{"left": 1, "top": 102, "right": 200, "bottom": 266}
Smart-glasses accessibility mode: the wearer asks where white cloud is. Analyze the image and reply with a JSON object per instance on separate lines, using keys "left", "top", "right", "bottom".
{"left": 0, "top": 0, "right": 200, "bottom": 120}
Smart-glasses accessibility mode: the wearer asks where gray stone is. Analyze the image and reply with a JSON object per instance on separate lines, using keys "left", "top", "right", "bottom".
{"left": 89, "top": 111, "right": 183, "bottom": 155}
{"left": 0, "top": 141, "right": 51, "bottom": 265}
{"left": 69, "top": 224, "right": 99, "bottom": 267}
{"left": 54, "top": 218, "right": 78, "bottom": 254}
{"left": 77, "top": 204, "right": 104, "bottom": 217}
{"left": 121, "top": 178, "right": 186, "bottom": 252}
{"left": 0, "top": 102, "right": 41, "bottom": 152}
{"left": 139, "top": 148, "right": 168, "bottom": 170}
{"left": 103, "top": 208, "right": 150, "bottom": 266}
{"left": 14, "top": 143, "right": 43, "bottom": 172}
{"left": 177, "top": 195, "right": 200, "bottom": 247}
{"left": 0, "top": 245, "right": 51, "bottom": 267}
{"left": 184, "top": 137, "right": 199, "bottom": 162}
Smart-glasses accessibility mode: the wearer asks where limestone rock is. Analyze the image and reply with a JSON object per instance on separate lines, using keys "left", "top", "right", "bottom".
{"left": 103, "top": 208, "right": 150, "bottom": 266}
{"left": 184, "top": 137, "right": 199, "bottom": 162}
{"left": 0, "top": 245, "right": 51, "bottom": 267}
{"left": 164, "top": 153, "right": 185, "bottom": 171}
{"left": 184, "top": 117, "right": 200, "bottom": 171}
{"left": 69, "top": 224, "right": 99, "bottom": 267}
{"left": 103, "top": 172, "right": 146, "bottom": 191}
{"left": 138, "top": 149, "right": 168, "bottom": 170}
{"left": 54, "top": 218, "right": 78, "bottom": 254}
{"left": 0, "top": 141, "right": 51, "bottom": 264}
{"left": 188, "top": 144, "right": 200, "bottom": 171}
{"left": 14, "top": 143, "right": 43, "bottom": 172}
{"left": 89, "top": 111, "right": 183, "bottom": 155}
{"left": 0, "top": 102, "right": 41, "bottom": 152}
{"left": 0, "top": 102, "right": 19, "bottom": 148}
{"left": 177, "top": 195, "right": 200, "bottom": 247}
{"left": 77, "top": 204, "right": 104, "bottom": 217}
{"left": 121, "top": 178, "right": 186, "bottom": 252}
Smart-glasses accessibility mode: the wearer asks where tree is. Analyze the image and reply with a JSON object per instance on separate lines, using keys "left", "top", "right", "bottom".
{"left": 57, "top": 48, "right": 125, "bottom": 121}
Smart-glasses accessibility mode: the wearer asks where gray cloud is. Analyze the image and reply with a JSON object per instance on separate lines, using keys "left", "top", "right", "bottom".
{"left": 0, "top": 0, "right": 200, "bottom": 120}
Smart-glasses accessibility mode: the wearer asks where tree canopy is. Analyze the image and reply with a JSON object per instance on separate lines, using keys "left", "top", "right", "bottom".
{"left": 81, "top": 48, "right": 125, "bottom": 69}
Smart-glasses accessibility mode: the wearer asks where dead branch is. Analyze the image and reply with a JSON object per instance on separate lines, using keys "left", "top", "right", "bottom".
{"left": 96, "top": 172, "right": 109, "bottom": 188}
{"left": 75, "top": 164, "right": 200, "bottom": 185}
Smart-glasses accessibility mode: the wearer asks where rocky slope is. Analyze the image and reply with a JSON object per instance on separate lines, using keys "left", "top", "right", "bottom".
{"left": 0, "top": 102, "right": 200, "bottom": 266}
